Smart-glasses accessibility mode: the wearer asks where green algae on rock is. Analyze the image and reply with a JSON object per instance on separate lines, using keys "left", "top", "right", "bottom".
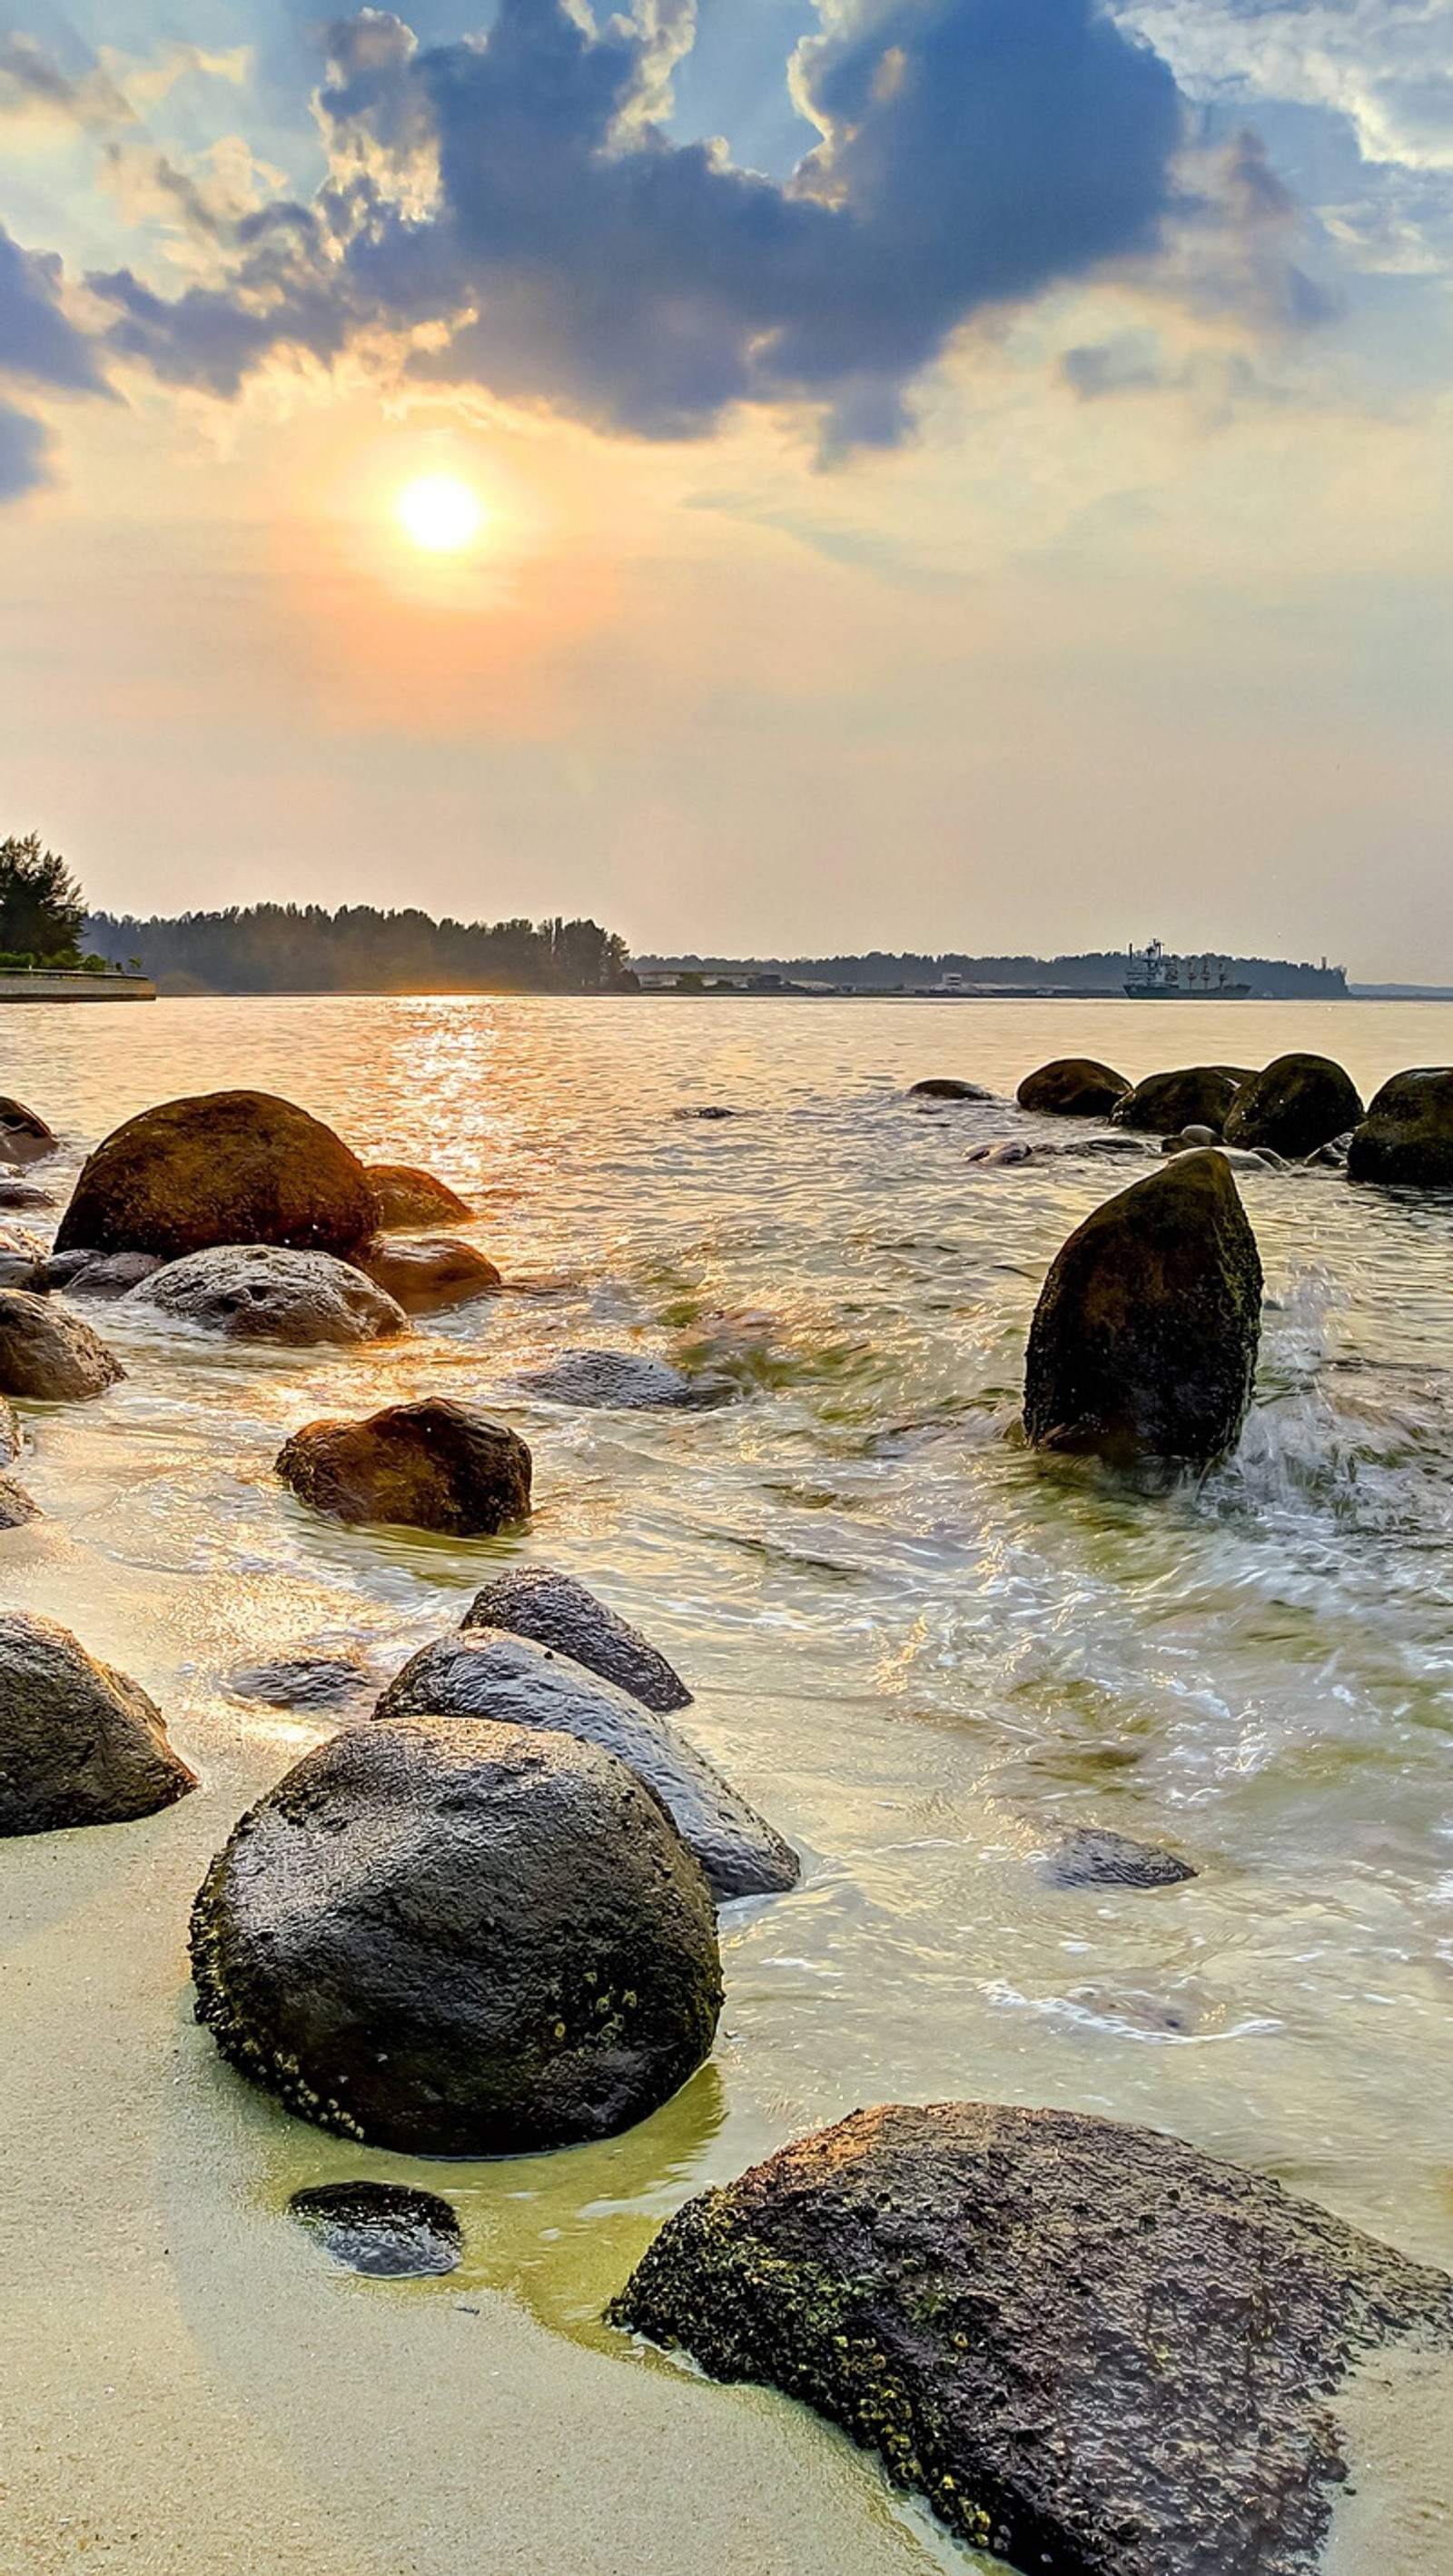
{"left": 609, "top": 2101, "right": 1453, "bottom": 2576}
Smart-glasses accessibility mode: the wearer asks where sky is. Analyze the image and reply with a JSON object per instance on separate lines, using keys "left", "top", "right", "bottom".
{"left": 0, "top": 0, "right": 1450, "bottom": 971}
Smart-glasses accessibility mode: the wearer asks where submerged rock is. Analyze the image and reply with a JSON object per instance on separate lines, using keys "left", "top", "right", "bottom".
{"left": 671, "top": 1105, "right": 740, "bottom": 1120}
{"left": 358, "top": 1234, "right": 501, "bottom": 1313}
{"left": 1042, "top": 1826, "right": 1197, "bottom": 1888}
{"left": 0, "top": 1610, "right": 197, "bottom": 1835}
{"left": 0, "top": 1474, "right": 39, "bottom": 1527}
{"left": 965, "top": 1140, "right": 1034, "bottom": 1166}
{"left": 289, "top": 2180, "right": 461, "bottom": 2278}
{"left": 1348, "top": 1069, "right": 1453, "bottom": 1187}
{"left": 190, "top": 1715, "right": 722, "bottom": 2154}
{"left": 610, "top": 2100, "right": 1453, "bottom": 2576}
{"left": 0, "top": 1096, "right": 58, "bottom": 1165}
{"left": 908, "top": 1079, "right": 993, "bottom": 1102}
{"left": 515, "top": 1349, "right": 735, "bottom": 1411}
{"left": 1016, "top": 1058, "right": 1130, "bottom": 1117}
{"left": 462, "top": 1565, "right": 693, "bottom": 1712}
{"left": 127, "top": 1244, "right": 406, "bottom": 1345}
{"left": 1224, "top": 1054, "right": 1363, "bottom": 1160}
{"left": 0, "top": 1288, "right": 125, "bottom": 1402}
{"left": 55, "top": 1089, "right": 376, "bottom": 1263}
{"left": 276, "top": 1398, "right": 531, "bottom": 1535}
{"left": 33, "top": 1250, "right": 163, "bottom": 1300}
{"left": 375, "top": 1629, "right": 798, "bottom": 1902}
{"left": 1023, "top": 1149, "right": 1262, "bottom": 1471}
{"left": 1112, "top": 1065, "right": 1242, "bottom": 1136}
{"left": 365, "top": 1163, "right": 473, "bottom": 1230}
{"left": 225, "top": 1651, "right": 380, "bottom": 1712}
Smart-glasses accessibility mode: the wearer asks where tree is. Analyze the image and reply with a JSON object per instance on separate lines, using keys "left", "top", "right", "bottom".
{"left": 0, "top": 834, "right": 86, "bottom": 966}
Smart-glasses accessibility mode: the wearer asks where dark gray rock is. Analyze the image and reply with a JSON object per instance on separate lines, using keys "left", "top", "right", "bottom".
{"left": 0, "top": 1474, "right": 39, "bottom": 1527}
{"left": 127, "top": 1244, "right": 406, "bottom": 1344}
{"left": 0, "top": 1178, "right": 55, "bottom": 1211}
{"left": 0, "top": 1289, "right": 125, "bottom": 1401}
{"left": 462, "top": 1565, "right": 693, "bottom": 1711}
{"left": 965, "top": 1140, "right": 1034, "bottom": 1166}
{"left": 908, "top": 1080, "right": 993, "bottom": 1102}
{"left": 358, "top": 1234, "right": 501, "bottom": 1312}
{"left": 189, "top": 1715, "right": 722, "bottom": 2154}
{"left": 1016, "top": 1059, "right": 1130, "bottom": 1116}
{"left": 1112, "top": 1066, "right": 1242, "bottom": 1136}
{"left": 515, "top": 1349, "right": 735, "bottom": 1410}
{"left": 1348, "top": 1068, "right": 1453, "bottom": 1186}
{"left": 0, "top": 1610, "right": 196, "bottom": 1835}
{"left": 1023, "top": 1150, "right": 1262, "bottom": 1471}
{"left": 1224, "top": 1054, "right": 1362, "bottom": 1160}
{"left": 375, "top": 1629, "right": 798, "bottom": 1902}
{"left": 289, "top": 2181, "right": 461, "bottom": 2278}
{"left": 610, "top": 2101, "right": 1453, "bottom": 2576}
{"left": 33, "top": 1251, "right": 164, "bottom": 1300}
{"left": 276, "top": 1399, "right": 531, "bottom": 1535}
{"left": 365, "top": 1164, "right": 473, "bottom": 1229}
{"left": 671, "top": 1105, "right": 740, "bottom": 1120}
{"left": 1042, "top": 1826, "right": 1197, "bottom": 1888}
{"left": 225, "top": 1652, "right": 379, "bottom": 1712}
{"left": 0, "top": 1095, "right": 58, "bottom": 1165}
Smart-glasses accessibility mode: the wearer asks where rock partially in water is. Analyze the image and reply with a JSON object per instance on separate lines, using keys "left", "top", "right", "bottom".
{"left": 0, "top": 1095, "right": 59, "bottom": 1165}
{"left": 515, "top": 1349, "right": 736, "bottom": 1411}
{"left": 965, "top": 1140, "right": 1034, "bottom": 1166}
{"left": 671, "top": 1104, "right": 740, "bottom": 1120}
{"left": 225, "top": 1651, "right": 380, "bottom": 1712}
{"left": 358, "top": 1234, "right": 501, "bottom": 1313}
{"left": 32, "top": 1250, "right": 163, "bottom": 1300}
{"left": 0, "top": 1289, "right": 125, "bottom": 1402}
{"left": 55, "top": 1089, "right": 376, "bottom": 1263}
{"left": 1023, "top": 1149, "right": 1262, "bottom": 1471}
{"left": 610, "top": 2100, "right": 1453, "bottom": 2576}
{"left": 365, "top": 1163, "right": 473, "bottom": 1230}
{"left": 375, "top": 1629, "right": 798, "bottom": 1902}
{"left": 1042, "top": 1826, "right": 1198, "bottom": 1887}
{"left": 0, "top": 1473, "right": 39, "bottom": 1527}
{"left": 0, "top": 1177, "right": 55, "bottom": 1211}
{"left": 289, "top": 2180, "right": 462, "bottom": 2278}
{"left": 0, "top": 1610, "right": 197, "bottom": 1835}
{"left": 127, "top": 1245, "right": 406, "bottom": 1345}
{"left": 276, "top": 1398, "right": 532, "bottom": 1535}
{"left": 0, "top": 1395, "right": 19, "bottom": 1462}
{"left": 1112, "top": 1066, "right": 1242, "bottom": 1136}
{"left": 1348, "top": 1069, "right": 1453, "bottom": 1187}
{"left": 190, "top": 1715, "right": 722, "bottom": 2154}
{"left": 462, "top": 1565, "right": 693, "bottom": 1711}
{"left": 1016, "top": 1058, "right": 1130, "bottom": 1116}
{"left": 908, "top": 1079, "right": 993, "bottom": 1103}
{"left": 1225, "top": 1054, "right": 1363, "bottom": 1161}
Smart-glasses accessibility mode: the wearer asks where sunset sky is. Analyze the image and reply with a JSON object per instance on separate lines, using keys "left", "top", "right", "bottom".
{"left": 1, "top": 0, "right": 1450, "bottom": 970}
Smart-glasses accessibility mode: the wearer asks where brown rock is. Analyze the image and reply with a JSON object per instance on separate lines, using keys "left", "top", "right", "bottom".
{"left": 0, "top": 1610, "right": 196, "bottom": 1835}
{"left": 277, "top": 1397, "right": 531, "bottom": 1534}
{"left": 1016, "top": 1058, "right": 1130, "bottom": 1116}
{"left": 55, "top": 1090, "right": 375, "bottom": 1262}
{"left": 359, "top": 1234, "right": 501, "bottom": 1312}
{"left": 0, "top": 1289, "right": 125, "bottom": 1402}
{"left": 365, "top": 1164, "right": 473, "bottom": 1230}
{"left": 0, "top": 1095, "right": 59, "bottom": 1165}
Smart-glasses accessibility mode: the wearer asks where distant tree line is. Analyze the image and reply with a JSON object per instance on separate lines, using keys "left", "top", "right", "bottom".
{"left": 639, "top": 948, "right": 1349, "bottom": 998}
{"left": 85, "top": 904, "right": 638, "bottom": 996}
{"left": 0, "top": 834, "right": 91, "bottom": 968}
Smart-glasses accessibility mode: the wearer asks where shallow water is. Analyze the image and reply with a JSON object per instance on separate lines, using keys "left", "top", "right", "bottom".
{"left": 4, "top": 994, "right": 1453, "bottom": 2571}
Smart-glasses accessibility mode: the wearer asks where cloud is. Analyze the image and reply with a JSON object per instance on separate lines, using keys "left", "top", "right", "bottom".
{"left": 1117, "top": 0, "right": 1453, "bottom": 173}
{"left": 0, "top": 227, "right": 113, "bottom": 500}
{"left": 0, "top": 401, "right": 50, "bottom": 499}
{"left": 92, "top": 0, "right": 1188, "bottom": 441}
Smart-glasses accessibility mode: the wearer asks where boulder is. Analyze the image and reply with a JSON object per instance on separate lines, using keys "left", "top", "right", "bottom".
{"left": 0, "top": 1610, "right": 197, "bottom": 1835}
{"left": 907, "top": 1080, "right": 993, "bottom": 1103}
{"left": 1016, "top": 1059, "right": 1130, "bottom": 1117}
{"left": 358, "top": 1234, "right": 501, "bottom": 1313}
{"left": 462, "top": 1565, "right": 693, "bottom": 1712}
{"left": 365, "top": 1164, "right": 472, "bottom": 1230}
{"left": 0, "top": 1095, "right": 58, "bottom": 1165}
{"left": 1041, "top": 1826, "right": 1197, "bottom": 1888}
{"left": 224, "top": 1651, "right": 380, "bottom": 1712}
{"left": 189, "top": 1716, "right": 722, "bottom": 2154}
{"left": 1348, "top": 1069, "right": 1453, "bottom": 1186}
{"left": 374, "top": 1629, "right": 798, "bottom": 1902}
{"left": 1224, "top": 1054, "right": 1363, "bottom": 1159}
{"left": 289, "top": 2181, "right": 462, "bottom": 2278}
{"left": 276, "top": 1398, "right": 531, "bottom": 1535}
{"left": 1112, "top": 1066, "right": 1242, "bottom": 1135}
{"left": 55, "top": 1090, "right": 375, "bottom": 1263}
{"left": 1023, "top": 1150, "right": 1262, "bottom": 1471}
{"left": 0, "top": 1474, "right": 39, "bottom": 1527}
{"left": 610, "top": 2101, "right": 1453, "bottom": 2576}
{"left": 32, "top": 1250, "right": 163, "bottom": 1300}
{"left": 126, "top": 1245, "right": 406, "bottom": 1345}
{"left": 0, "top": 1289, "right": 124, "bottom": 1402}
{"left": 515, "top": 1349, "right": 735, "bottom": 1410}
{"left": 0, "top": 1178, "right": 54, "bottom": 1211}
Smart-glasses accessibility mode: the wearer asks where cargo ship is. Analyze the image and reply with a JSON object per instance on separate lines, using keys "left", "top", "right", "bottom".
{"left": 1124, "top": 941, "right": 1250, "bottom": 999}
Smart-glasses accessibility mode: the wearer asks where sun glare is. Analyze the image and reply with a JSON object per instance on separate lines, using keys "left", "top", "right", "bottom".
{"left": 395, "top": 472, "right": 489, "bottom": 554}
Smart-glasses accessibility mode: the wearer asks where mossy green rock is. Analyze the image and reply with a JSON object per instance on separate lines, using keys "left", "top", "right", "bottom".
{"left": 610, "top": 2101, "right": 1453, "bottom": 2576}
{"left": 1016, "top": 1058, "right": 1129, "bottom": 1116}
{"left": 1023, "top": 1149, "right": 1261, "bottom": 1469}
{"left": 56, "top": 1090, "right": 375, "bottom": 1263}
{"left": 1224, "top": 1054, "right": 1361, "bottom": 1158}
{"left": 1347, "top": 1067, "right": 1453, "bottom": 1185}
{"left": 1111, "top": 1065, "right": 1242, "bottom": 1134}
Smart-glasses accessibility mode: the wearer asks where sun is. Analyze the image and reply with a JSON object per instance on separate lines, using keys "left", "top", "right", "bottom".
{"left": 395, "top": 472, "right": 489, "bottom": 554}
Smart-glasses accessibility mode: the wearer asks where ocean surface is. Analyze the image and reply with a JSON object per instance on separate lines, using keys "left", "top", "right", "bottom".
{"left": 4, "top": 993, "right": 1453, "bottom": 2568}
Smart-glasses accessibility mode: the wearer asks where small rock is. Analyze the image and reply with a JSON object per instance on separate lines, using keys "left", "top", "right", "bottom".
{"left": 671, "top": 1105, "right": 740, "bottom": 1120}
{"left": 1016, "top": 1059, "right": 1130, "bottom": 1116}
{"left": 965, "top": 1140, "right": 1034, "bottom": 1166}
{"left": 514, "top": 1350, "right": 736, "bottom": 1411}
{"left": 225, "top": 1652, "right": 380, "bottom": 1712}
{"left": 56, "top": 1089, "right": 376, "bottom": 1262}
{"left": 0, "top": 1096, "right": 59, "bottom": 1165}
{"left": 365, "top": 1164, "right": 473, "bottom": 1230}
{"left": 1042, "top": 1826, "right": 1198, "bottom": 1888}
{"left": 33, "top": 1251, "right": 164, "bottom": 1300}
{"left": 908, "top": 1079, "right": 993, "bottom": 1103}
{"left": 0, "top": 1610, "right": 197, "bottom": 1835}
{"left": 462, "top": 1565, "right": 693, "bottom": 1711}
{"left": 277, "top": 1398, "right": 532, "bottom": 1535}
{"left": 0, "top": 1177, "right": 54, "bottom": 1211}
{"left": 1112, "top": 1066, "right": 1242, "bottom": 1136}
{"left": 289, "top": 2181, "right": 462, "bottom": 2278}
{"left": 127, "top": 1245, "right": 406, "bottom": 1345}
{"left": 0, "top": 1289, "right": 125, "bottom": 1402}
{"left": 0, "top": 1474, "right": 39, "bottom": 1527}
{"left": 358, "top": 1234, "right": 501, "bottom": 1313}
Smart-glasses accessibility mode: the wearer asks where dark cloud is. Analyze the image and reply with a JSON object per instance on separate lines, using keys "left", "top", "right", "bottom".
{"left": 94, "top": 0, "right": 1187, "bottom": 440}
{"left": 0, "top": 224, "right": 108, "bottom": 394}
{"left": 0, "top": 401, "right": 50, "bottom": 499}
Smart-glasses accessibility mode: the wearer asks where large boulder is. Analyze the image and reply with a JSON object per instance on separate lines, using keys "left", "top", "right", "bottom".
{"left": 0, "top": 1610, "right": 197, "bottom": 1835}
{"left": 1224, "top": 1054, "right": 1363, "bottom": 1159}
{"left": 610, "top": 2101, "right": 1453, "bottom": 2576}
{"left": 365, "top": 1164, "right": 473, "bottom": 1230}
{"left": 357, "top": 1234, "right": 501, "bottom": 1313}
{"left": 1023, "top": 1149, "right": 1261, "bottom": 1471}
{"left": 189, "top": 1716, "right": 722, "bottom": 2154}
{"left": 516, "top": 1349, "right": 735, "bottom": 1410}
{"left": 54, "top": 1090, "right": 375, "bottom": 1263}
{"left": 374, "top": 1629, "right": 798, "bottom": 1902}
{"left": 1112, "top": 1066, "right": 1242, "bottom": 1135}
{"left": 276, "top": 1398, "right": 531, "bottom": 1534}
{"left": 0, "top": 1289, "right": 124, "bottom": 1401}
{"left": 462, "top": 1565, "right": 693, "bottom": 1711}
{"left": 0, "top": 1095, "right": 58, "bottom": 1165}
{"left": 1347, "top": 1068, "right": 1453, "bottom": 1186}
{"left": 1016, "top": 1058, "right": 1130, "bottom": 1116}
{"left": 126, "top": 1245, "right": 406, "bottom": 1345}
